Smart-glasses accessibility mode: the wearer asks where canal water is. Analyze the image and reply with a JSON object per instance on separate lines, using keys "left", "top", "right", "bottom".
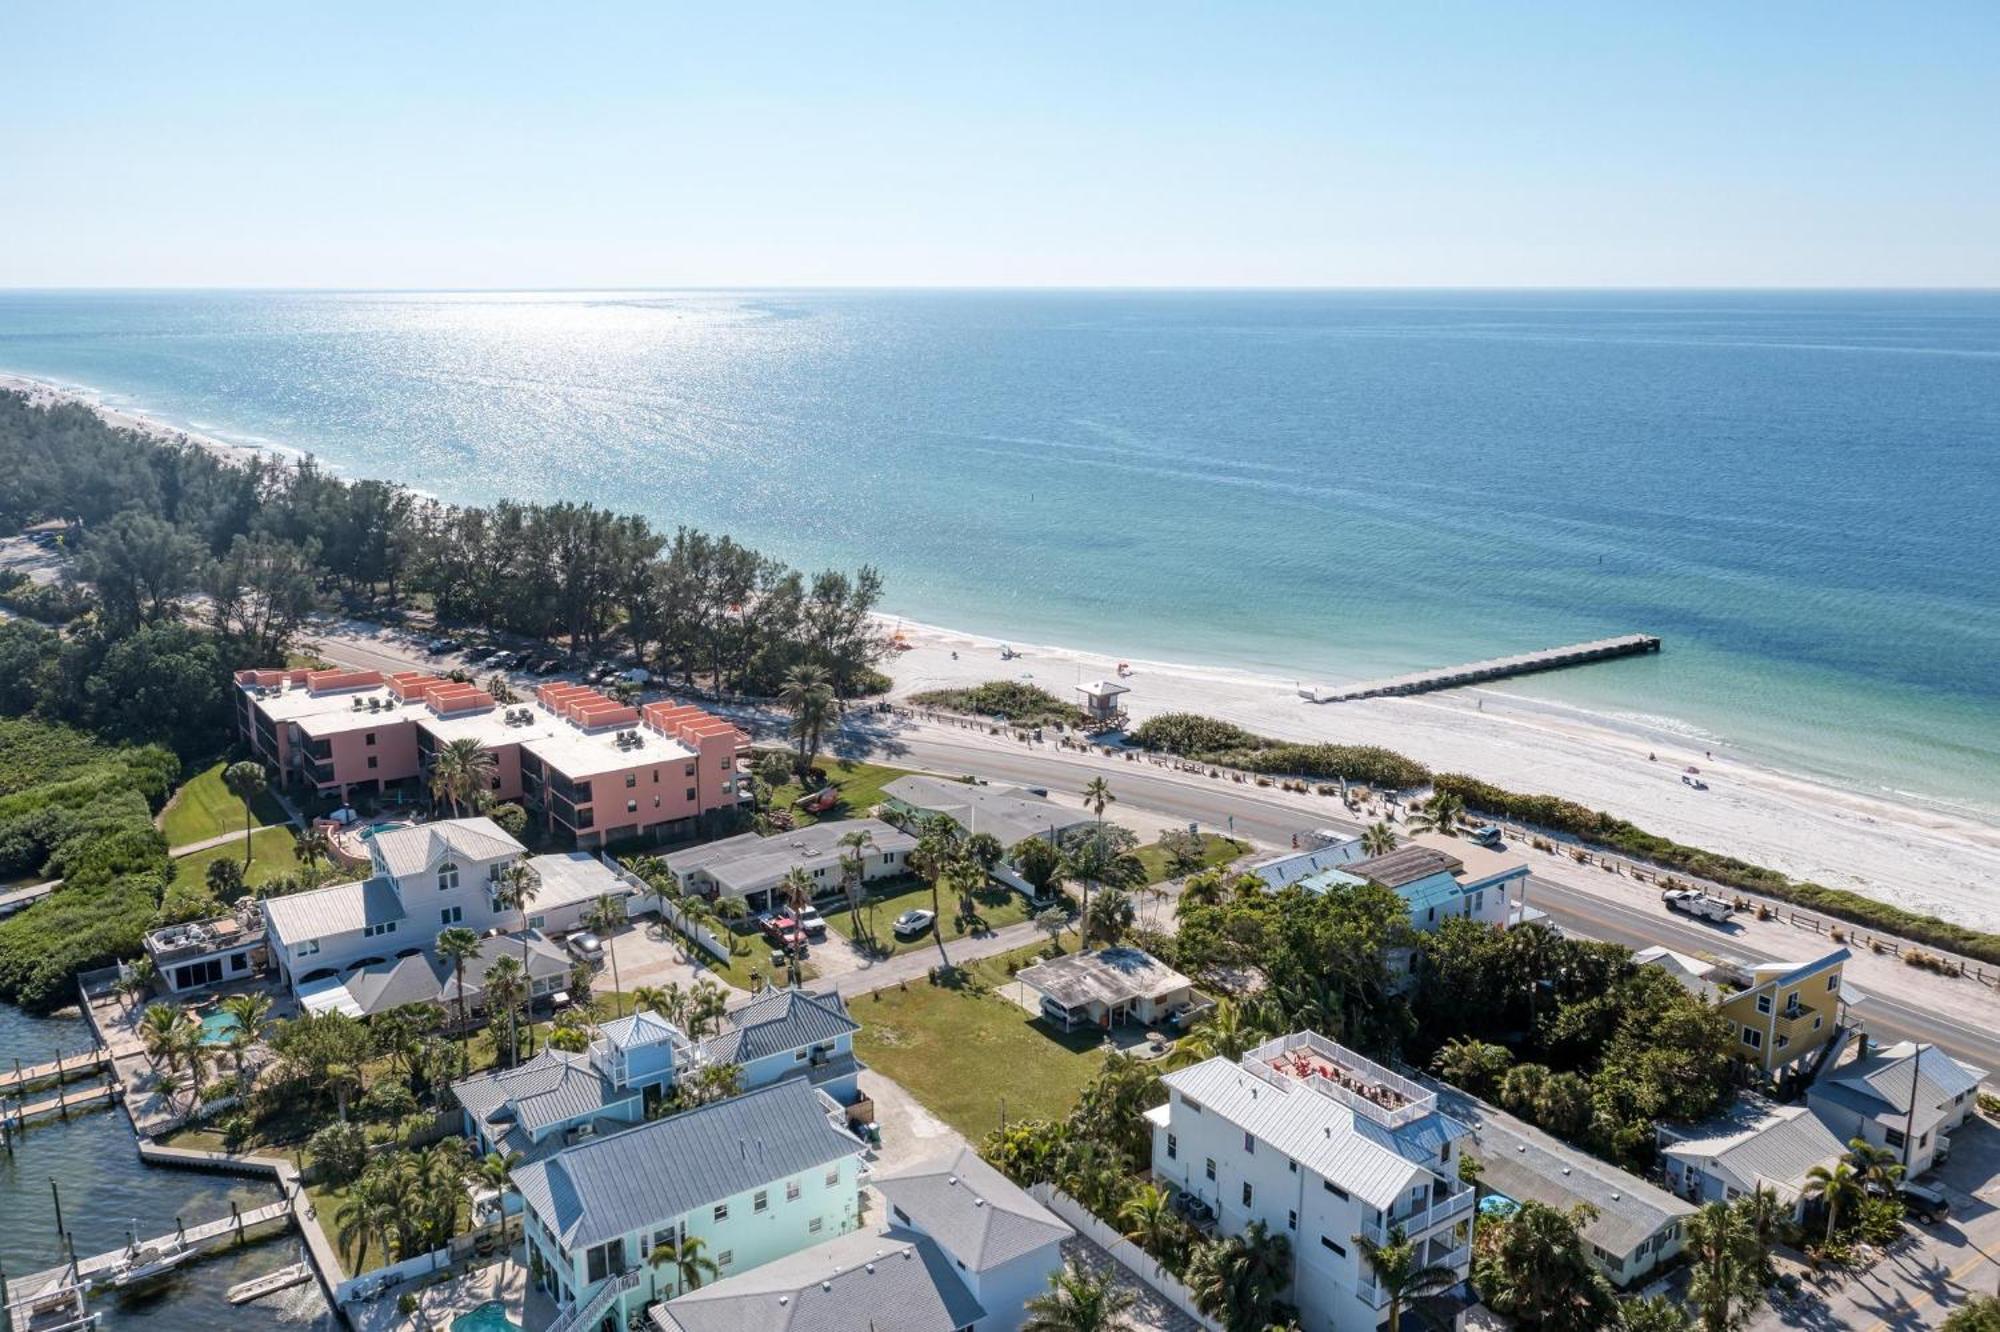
{"left": 0, "top": 1002, "right": 333, "bottom": 1329}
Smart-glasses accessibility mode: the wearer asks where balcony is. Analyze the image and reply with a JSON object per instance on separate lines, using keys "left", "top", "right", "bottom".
{"left": 1368, "top": 1183, "right": 1475, "bottom": 1242}
{"left": 1246, "top": 1031, "right": 1438, "bottom": 1130}
{"left": 545, "top": 1269, "right": 639, "bottom": 1332}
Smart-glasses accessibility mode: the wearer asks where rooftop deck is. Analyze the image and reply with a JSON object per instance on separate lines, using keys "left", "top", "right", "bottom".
{"left": 1246, "top": 1031, "right": 1437, "bottom": 1129}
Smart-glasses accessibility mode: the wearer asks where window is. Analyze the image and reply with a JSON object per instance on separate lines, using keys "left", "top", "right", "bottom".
{"left": 1813, "top": 1016, "right": 1822, "bottom": 1030}
{"left": 786, "top": 1180, "right": 801, "bottom": 1201}
{"left": 1323, "top": 1181, "right": 1349, "bottom": 1200}
{"left": 364, "top": 921, "right": 396, "bottom": 938}
{"left": 654, "top": 797, "right": 661, "bottom": 808}
{"left": 439, "top": 862, "right": 460, "bottom": 892}
{"left": 808, "top": 1217, "right": 823, "bottom": 1234}
{"left": 441, "top": 906, "right": 463, "bottom": 926}
{"left": 367, "top": 756, "right": 378, "bottom": 770}
{"left": 1827, "top": 973, "right": 1840, "bottom": 992}
{"left": 1756, "top": 994, "right": 1772, "bottom": 1015}
{"left": 627, "top": 800, "right": 638, "bottom": 813}
{"left": 825, "top": 1168, "right": 841, "bottom": 1187}
{"left": 1204, "top": 1158, "right": 1216, "bottom": 1182}
{"left": 1288, "top": 1159, "right": 1297, "bottom": 1173}
{"left": 1741, "top": 1026, "right": 1762, "bottom": 1049}
{"left": 296, "top": 940, "right": 320, "bottom": 957}
{"left": 625, "top": 773, "right": 636, "bottom": 788}
{"left": 1321, "top": 1236, "right": 1346, "bottom": 1258}
{"left": 1288, "top": 1209, "right": 1297, "bottom": 1231}
{"left": 1243, "top": 1132, "right": 1255, "bottom": 1155}
{"left": 686, "top": 787, "right": 697, "bottom": 801}
{"left": 716, "top": 1250, "right": 732, "bottom": 1267}
{"left": 1241, "top": 1182, "right": 1254, "bottom": 1208}
{"left": 652, "top": 1228, "right": 674, "bottom": 1253}
{"left": 1166, "top": 1133, "right": 1178, "bottom": 1161}
{"left": 366, "top": 731, "right": 377, "bottom": 746}
{"left": 754, "top": 1190, "right": 769, "bottom": 1213}
{"left": 1776, "top": 1034, "right": 1790, "bottom": 1049}
{"left": 684, "top": 762, "right": 696, "bottom": 777}
{"left": 1886, "top": 1128, "right": 1907, "bottom": 1148}
{"left": 713, "top": 1203, "right": 729, "bottom": 1222}
{"left": 584, "top": 1238, "right": 627, "bottom": 1284}
{"left": 528, "top": 914, "right": 546, "bottom": 930}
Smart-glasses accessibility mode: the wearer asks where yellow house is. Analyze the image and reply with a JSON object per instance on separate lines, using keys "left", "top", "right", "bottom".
{"left": 1717, "top": 948, "right": 1849, "bottom": 1075}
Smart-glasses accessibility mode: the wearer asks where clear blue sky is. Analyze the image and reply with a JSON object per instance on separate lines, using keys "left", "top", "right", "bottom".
{"left": 4, "top": 1, "right": 1996, "bottom": 288}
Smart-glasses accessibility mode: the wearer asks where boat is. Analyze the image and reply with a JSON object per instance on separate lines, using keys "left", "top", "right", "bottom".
{"left": 107, "top": 1235, "right": 194, "bottom": 1288}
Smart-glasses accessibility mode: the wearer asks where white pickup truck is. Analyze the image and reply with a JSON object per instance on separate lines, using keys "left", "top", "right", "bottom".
{"left": 1661, "top": 888, "right": 1734, "bottom": 922}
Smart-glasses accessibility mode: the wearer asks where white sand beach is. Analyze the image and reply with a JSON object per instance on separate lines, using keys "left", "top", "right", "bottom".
{"left": 881, "top": 617, "right": 2000, "bottom": 933}
{"left": 1, "top": 371, "right": 268, "bottom": 467}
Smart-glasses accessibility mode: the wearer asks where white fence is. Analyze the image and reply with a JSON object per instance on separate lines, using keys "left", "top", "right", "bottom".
{"left": 1028, "top": 1183, "right": 1223, "bottom": 1332}
{"left": 334, "top": 1230, "right": 486, "bottom": 1304}
{"left": 602, "top": 852, "right": 731, "bottom": 964}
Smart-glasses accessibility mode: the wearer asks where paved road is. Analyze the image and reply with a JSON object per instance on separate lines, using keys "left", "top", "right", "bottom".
{"left": 303, "top": 628, "right": 2000, "bottom": 1073}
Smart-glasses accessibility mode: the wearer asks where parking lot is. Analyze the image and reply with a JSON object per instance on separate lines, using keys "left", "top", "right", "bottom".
{"left": 1753, "top": 1115, "right": 2000, "bottom": 1330}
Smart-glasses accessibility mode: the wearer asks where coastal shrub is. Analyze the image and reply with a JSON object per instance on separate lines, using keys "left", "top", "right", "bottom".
{"left": 910, "top": 680, "right": 1089, "bottom": 727}
{"left": 1433, "top": 772, "right": 2000, "bottom": 967}
{"left": 1128, "top": 712, "right": 1433, "bottom": 789}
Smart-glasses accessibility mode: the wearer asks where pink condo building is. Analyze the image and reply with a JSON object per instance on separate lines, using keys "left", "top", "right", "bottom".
{"left": 234, "top": 667, "right": 749, "bottom": 848}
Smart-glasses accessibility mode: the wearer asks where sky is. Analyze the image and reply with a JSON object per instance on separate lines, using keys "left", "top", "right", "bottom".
{"left": 3, "top": 2, "right": 1997, "bottom": 289}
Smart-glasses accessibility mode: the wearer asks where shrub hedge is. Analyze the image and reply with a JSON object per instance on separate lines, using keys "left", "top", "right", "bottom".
{"left": 1127, "top": 712, "right": 1433, "bottom": 790}
{"left": 909, "top": 680, "right": 1087, "bottom": 727}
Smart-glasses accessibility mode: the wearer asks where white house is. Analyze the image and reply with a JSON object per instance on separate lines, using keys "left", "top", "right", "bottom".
{"left": 873, "top": 1145, "right": 1072, "bottom": 1332}
{"left": 1657, "top": 1099, "right": 1849, "bottom": 1217}
{"left": 512, "top": 1079, "right": 866, "bottom": 1330}
{"left": 1297, "top": 834, "right": 1527, "bottom": 935}
{"left": 1248, "top": 834, "right": 1365, "bottom": 891}
{"left": 1806, "top": 1040, "right": 1985, "bottom": 1178}
{"left": 518, "top": 851, "right": 639, "bottom": 935}
{"left": 1149, "top": 1032, "right": 1475, "bottom": 1332}
{"left": 1016, "top": 947, "right": 1196, "bottom": 1032}
{"left": 663, "top": 818, "right": 917, "bottom": 914}
{"left": 261, "top": 816, "right": 528, "bottom": 994}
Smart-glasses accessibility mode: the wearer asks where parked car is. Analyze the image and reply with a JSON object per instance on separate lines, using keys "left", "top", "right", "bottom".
{"left": 761, "top": 913, "right": 808, "bottom": 951}
{"left": 795, "top": 904, "right": 828, "bottom": 939}
{"left": 893, "top": 908, "right": 936, "bottom": 939}
{"left": 565, "top": 931, "right": 605, "bottom": 963}
{"left": 1899, "top": 1181, "right": 1951, "bottom": 1223}
{"left": 1165, "top": 1000, "right": 1211, "bottom": 1029}
{"left": 1662, "top": 888, "right": 1734, "bottom": 922}
{"left": 1468, "top": 824, "right": 1504, "bottom": 848}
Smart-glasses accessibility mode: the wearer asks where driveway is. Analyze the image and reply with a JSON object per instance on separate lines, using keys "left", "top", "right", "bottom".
{"left": 1751, "top": 1115, "right": 2000, "bottom": 1330}
{"left": 610, "top": 920, "right": 747, "bottom": 1000}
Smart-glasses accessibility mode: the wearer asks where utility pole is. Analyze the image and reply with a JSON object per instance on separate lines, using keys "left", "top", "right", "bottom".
{"left": 1904, "top": 1043, "right": 1924, "bottom": 1170}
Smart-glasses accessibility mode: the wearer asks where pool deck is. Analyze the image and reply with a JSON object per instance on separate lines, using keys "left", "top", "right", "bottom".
{"left": 345, "top": 1244, "right": 532, "bottom": 1332}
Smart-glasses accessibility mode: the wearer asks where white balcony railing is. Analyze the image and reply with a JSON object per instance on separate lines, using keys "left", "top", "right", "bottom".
{"left": 1370, "top": 1184, "right": 1475, "bottom": 1242}
{"left": 545, "top": 1269, "right": 640, "bottom": 1332}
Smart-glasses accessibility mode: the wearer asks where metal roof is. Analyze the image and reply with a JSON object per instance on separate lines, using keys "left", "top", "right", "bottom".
{"left": 344, "top": 954, "right": 447, "bottom": 1014}
{"left": 1248, "top": 839, "right": 1364, "bottom": 890}
{"left": 599, "top": 1009, "right": 685, "bottom": 1051}
{"left": 1016, "top": 948, "right": 1193, "bottom": 1010}
{"left": 370, "top": 816, "right": 524, "bottom": 881}
{"left": 1347, "top": 845, "right": 1463, "bottom": 890}
{"left": 1811, "top": 1041, "right": 1987, "bottom": 1135}
{"left": 880, "top": 776, "right": 1095, "bottom": 849}
{"left": 453, "top": 1050, "right": 637, "bottom": 1138}
{"left": 1432, "top": 1083, "right": 1692, "bottom": 1259}
{"left": 650, "top": 1227, "right": 984, "bottom": 1332}
{"left": 1659, "top": 1101, "right": 1847, "bottom": 1198}
{"left": 522, "top": 852, "right": 634, "bottom": 915}
{"left": 1161, "top": 1055, "right": 1451, "bottom": 1209}
{"left": 872, "top": 1145, "right": 1071, "bottom": 1273}
{"left": 512, "top": 1079, "right": 861, "bottom": 1250}
{"left": 662, "top": 819, "right": 917, "bottom": 897}
{"left": 702, "top": 989, "right": 859, "bottom": 1066}
{"left": 262, "top": 875, "right": 405, "bottom": 942}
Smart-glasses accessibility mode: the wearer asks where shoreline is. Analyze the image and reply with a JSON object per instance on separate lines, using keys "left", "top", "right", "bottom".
{"left": 8, "top": 367, "right": 2000, "bottom": 932}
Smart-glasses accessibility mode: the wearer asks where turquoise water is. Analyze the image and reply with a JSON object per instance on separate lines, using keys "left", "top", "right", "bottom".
{"left": 1, "top": 289, "right": 1995, "bottom": 819}
{"left": 451, "top": 1299, "right": 518, "bottom": 1332}
{"left": 357, "top": 820, "right": 415, "bottom": 843}
{"left": 197, "top": 1010, "right": 241, "bottom": 1045}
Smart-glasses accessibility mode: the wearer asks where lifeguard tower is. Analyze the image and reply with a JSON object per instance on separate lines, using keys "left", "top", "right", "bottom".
{"left": 1074, "top": 679, "right": 1131, "bottom": 731}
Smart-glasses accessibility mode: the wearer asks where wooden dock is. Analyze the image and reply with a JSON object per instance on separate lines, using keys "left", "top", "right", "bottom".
{"left": 10, "top": 1198, "right": 294, "bottom": 1306}
{"left": 3, "top": 1081, "right": 117, "bottom": 1135}
{"left": 227, "top": 1259, "right": 313, "bottom": 1305}
{"left": 1300, "top": 633, "right": 1661, "bottom": 703}
{"left": 0, "top": 878, "right": 60, "bottom": 918}
{"left": 0, "top": 1050, "right": 113, "bottom": 1096}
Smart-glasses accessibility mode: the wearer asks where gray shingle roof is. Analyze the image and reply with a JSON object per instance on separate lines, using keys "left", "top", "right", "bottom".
{"left": 1347, "top": 845, "right": 1462, "bottom": 889}
{"left": 702, "top": 989, "right": 858, "bottom": 1066}
{"left": 1816, "top": 1041, "right": 1986, "bottom": 1134}
{"left": 872, "top": 1145, "right": 1071, "bottom": 1272}
{"left": 512, "top": 1079, "right": 861, "bottom": 1249}
{"left": 881, "top": 776, "right": 1094, "bottom": 849}
{"left": 370, "top": 816, "right": 523, "bottom": 881}
{"left": 1435, "top": 1083, "right": 1692, "bottom": 1259}
{"left": 262, "top": 876, "right": 406, "bottom": 942}
{"left": 662, "top": 819, "right": 916, "bottom": 897}
{"left": 1659, "top": 1101, "right": 1847, "bottom": 1198}
{"left": 650, "top": 1227, "right": 984, "bottom": 1332}
{"left": 453, "top": 1050, "right": 636, "bottom": 1137}
{"left": 345, "top": 953, "right": 446, "bottom": 1014}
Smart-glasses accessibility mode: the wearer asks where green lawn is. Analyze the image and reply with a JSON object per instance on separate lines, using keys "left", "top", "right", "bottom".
{"left": 767, "top": 758, "right": 915, "bottom": 827}
{"left": 852, "top": 943, "right": 1111, "bottom": 1139}
{"left": 160, "top": 759, "right": 291, "bottom": 847}
{"left": 1134, "top": 833, "right": 1249, "bottom": 884}
{"left": 172, "top": 826, "right": 304, "bottom": 891}
{"left": 827, "top": 876, "right": 1060, "bottom": 959}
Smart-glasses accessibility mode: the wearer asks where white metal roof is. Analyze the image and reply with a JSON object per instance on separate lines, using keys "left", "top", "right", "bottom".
{"left": 370, "top": 817, "right": 523, "bottom": 881}
{"left": 261, "top": 876, "right": 405, "bottom": 943}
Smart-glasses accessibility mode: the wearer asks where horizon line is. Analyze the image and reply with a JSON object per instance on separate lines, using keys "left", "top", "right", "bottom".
{"left": 3, "top": 283, "right": 1999, "bottom": 296}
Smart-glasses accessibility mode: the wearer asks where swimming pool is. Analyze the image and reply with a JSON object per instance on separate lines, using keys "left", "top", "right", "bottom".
{"left": 358, "top": 820, "right": 416, "bottom": 843}
{"left": 1477, "top": 1193, "right": 1520, "bottom": 1220}
{"left": 198, "top": 1010, "right": 242, "bottom": 1045}
{"left": 451, "top": 1300, "right": 518, "bottom": 1332}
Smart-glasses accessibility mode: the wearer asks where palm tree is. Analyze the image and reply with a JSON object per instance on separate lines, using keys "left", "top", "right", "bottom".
{"left": 1117, "top": 1184, "right": 1182, "bottom": 1270}
{"left": 484, "top": 954, "right": 527, "bottom": 1067}
{"left": 430, "top": 737, "right": 497, "bottom": 817}
{"left": 334, "top": 1173, "right": 394, "bottom": 1270}
{"left": 1168, "top": 998, "right": 1266, "bottom": 1068}
{"left": 1410, "top": 791, "right": 1466, "bottom": 837}
{"left": 222, "top": 760, "right": 266, "bottom": 867}
{"left": 912, "top": 815, "right": 962, "bottom": 970}
{"left": 218, "top": 991, "right": 270, "bottom": 1089}
{"left": 1356, "top": 1227, "right": 1459, "bottom": 1332}
{"left": 139, "top": 1002, "right": 191, "bottom": 1067}
{"left": 1845, "top": 1137, "right": 1905, "bottom": 1196}
{"left": 1186, "top": 1222, "right": 1292, "bottom": 1332}
{"left": 777, "top": 867, "right": 815, "bottom": 985}
{"left": 478, "top": 1149, "right": 523, "bottom": 1263}
{"left": 585, "top": 893, "right": 627, "bottom": 1015}
{"left": 435, "top": 926, "right": 484, "bottom": 1041}
{"left": 1078, "top": 777, "right": 1115, "bottom": 937}
{"left": 1802, "top": 1160, "right": 1864, "bottom": 1244}
{"left": 1684, "top": 1201, "right": 1763, "bottom": 1332}
{"left": 293, "top": 824, "right": 332, "bottom": 877}
{"left": 1733, "top": 1185, "right": 1785, "bottom": 1280}
{"left": 837, "top": 827, "right": 874, "bottom": 936}
{"left": 778, "top": 663, "right": 836, "bottom": 774}
{"left": 1023, "top": 1261, "right": 1137, "bottom": 1332}
{"left": 648, "top": 1230, "right": 720, "bottom": 1301}
{"left": 1362, "top": 820, "right": 1398, "bottom": 856}
{"left": 492, "top": 860, "right": 541, "bottom": 946}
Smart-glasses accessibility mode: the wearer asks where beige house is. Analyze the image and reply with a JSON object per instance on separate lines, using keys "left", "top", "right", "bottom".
{"left": 1016, "top": 947, "right": 1194, "bottom": 1031}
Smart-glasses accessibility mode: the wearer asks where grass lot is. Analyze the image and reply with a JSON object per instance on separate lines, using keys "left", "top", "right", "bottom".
{"left": 171, "top": 826, "right": 304, "bottom": 891}
{"left": 852, "top": 943, "right": 1111, "bottom": 1139}
{"left": 767, "top": 758, "right": 914, "bottom": 827}
{"left": 160, "top": 759, "right": 291, "bottom": 846}
{"left": 827, "top": 876, "right": 1061, "bottom": 958}
{"left": 1134, "top": 833, "right": 1249, "bottom": 884}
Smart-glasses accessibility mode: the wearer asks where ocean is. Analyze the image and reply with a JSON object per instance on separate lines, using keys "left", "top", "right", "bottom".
{"left": 1, "top": 288, "right": 1996, "bottom": 820}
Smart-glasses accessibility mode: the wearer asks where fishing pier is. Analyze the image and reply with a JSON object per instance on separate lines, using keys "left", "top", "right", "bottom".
{"left": 1299, "top": 633, "right": 1661, "bottom": 703}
